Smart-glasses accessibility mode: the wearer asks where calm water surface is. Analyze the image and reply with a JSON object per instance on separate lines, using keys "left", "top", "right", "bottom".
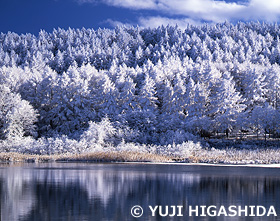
{"left": 1, "top": 163, "right": 280, "bottom": 220}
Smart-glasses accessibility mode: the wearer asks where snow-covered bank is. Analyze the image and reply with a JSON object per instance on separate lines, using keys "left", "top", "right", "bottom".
{"left": 171, "top": 163, "right": 280, "bottom": 168}
{"left": 0, "top": 151, "right": 173, "bottom": 163}
{"left": 184, "top": 146, "right": 280, "bottom": 164}
{"left": 0, "top": 136, "right": 199, "bottom": 162}
{"left": 1, "top": 137, "right": 280, "bottom": 165}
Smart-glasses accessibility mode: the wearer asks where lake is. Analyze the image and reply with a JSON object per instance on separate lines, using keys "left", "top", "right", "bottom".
{"left": 1, "top": 163, "right": 280, "bottom": 220}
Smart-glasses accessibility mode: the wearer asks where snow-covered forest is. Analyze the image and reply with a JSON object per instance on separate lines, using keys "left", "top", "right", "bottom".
{"left": 1, "top": 22, "right": 280, "bottom": 154}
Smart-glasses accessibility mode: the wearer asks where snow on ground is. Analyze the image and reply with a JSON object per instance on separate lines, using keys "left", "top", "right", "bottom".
{"left": 1, "top": 136, "right": 280, "bottom": 165}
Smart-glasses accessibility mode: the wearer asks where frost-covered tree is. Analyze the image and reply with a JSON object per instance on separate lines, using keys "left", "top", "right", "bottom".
{"left": 98, "top": 74, "right": 119, "bottom": 120}
{"left": 46, "top": 66, "right": 95, "bottom": 137}
{"left": 0, "top": 85, "right": 38, "bottom": 140}
{"left": 125, "top": 74, "right": 159, "bottom": 143}
{"left": 186, "top": 80, "right": 211, "bottom": 135}
{"left": 210, "top": 72, "right": 246, "bottom": 135}
{"left": 242, "top": 65, "right": 267, "bottom": 109}
{"left": 116, "top": 74, "right": 137, "bottom": 115}
{"left": 1, "top": 23, "right": 280, "bottom": 143}
{"left": 81, "top": 117, "right": 116, "bottom": 147}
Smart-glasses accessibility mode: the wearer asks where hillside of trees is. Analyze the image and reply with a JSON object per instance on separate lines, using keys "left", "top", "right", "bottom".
{"left": 1, "top": 22, "right": 280, "bottom": 152}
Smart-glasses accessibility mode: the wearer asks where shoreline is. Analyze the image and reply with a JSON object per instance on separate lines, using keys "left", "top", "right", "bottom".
{"left": 0, "top": 151, "right": 175, "bottom": 163}
{"left": 2, "top": 150, "right": 280, "bottom": 168}
{"left": 2, "top": 137, "right": 280, "bottom": 166}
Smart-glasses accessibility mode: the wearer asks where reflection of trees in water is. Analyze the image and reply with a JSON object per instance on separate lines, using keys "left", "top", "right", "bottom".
{"left": 25, "top": 183, "right": 96, "bottom": 221}
{"left": 0, "top": 165, "right": 200, "bottom": 221}
{"left": 0, "top": 165, "right": 280, "bottom": 220}
{"left": 192, "top": 176, "right": 280, "bottom": 208}
{"left": 0, "top": 168, "right": 36, "bottom": 221}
